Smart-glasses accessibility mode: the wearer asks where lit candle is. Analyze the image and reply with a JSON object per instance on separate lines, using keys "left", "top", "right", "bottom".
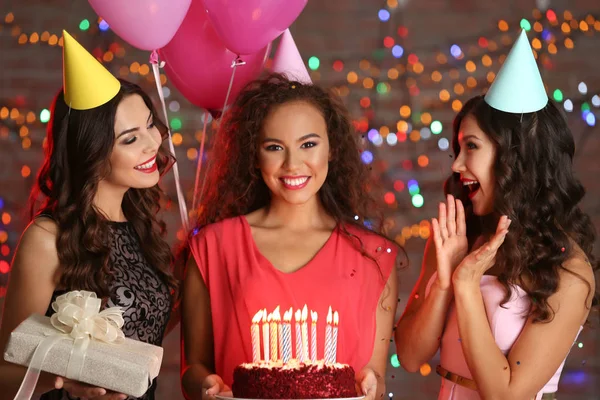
{"left": 269, "top": 312, "right": 277, "bottom": 362}
{"left": 332, "top": 311, "right": 339, "bottom": 364}
{"left": 301, "top": 305, "right": 309, "bottom": 363}
{"left": 310, "top": 310, "right": 318, "bottom": 362}
{"left": 282, "top": 308, "right": 292, "bottom": 363}
{"left": 251, "top": 310, "right": 263, "bottom": 363}
{"left": 274, "top": 306, "right": 282, "bottom": 361}
{"left": 262, "top": 308, "right": 269, "bottom": 362}
{"left": 295, "top": 309, "right": 302, "bottom": 361}
{"left": 325, "top": 306, "right": 332, "bottom": 364}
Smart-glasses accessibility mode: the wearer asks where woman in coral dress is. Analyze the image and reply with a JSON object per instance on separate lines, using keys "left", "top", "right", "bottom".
{"left": 181, "top": 74, "right": 402, "bottom": 400}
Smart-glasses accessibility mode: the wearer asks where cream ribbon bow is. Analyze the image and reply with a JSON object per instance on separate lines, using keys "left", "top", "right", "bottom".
{"left": 50, "top": 290, "right": 125, "bottom": 344}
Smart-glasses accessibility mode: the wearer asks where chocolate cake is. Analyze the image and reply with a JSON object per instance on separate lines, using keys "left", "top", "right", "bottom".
{"left": 232, "top": 360, "right": 356, "bottom": 399}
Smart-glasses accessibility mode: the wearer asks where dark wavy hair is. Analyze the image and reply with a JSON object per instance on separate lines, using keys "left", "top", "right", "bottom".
{"left": 28, "top": 79, "right": 177, "bottom": 298}
{"left": 194, "top": 73, "right": 404, "bottom": 276}
{"left": 445, "top": 95, "right": 597, "bottom": 322}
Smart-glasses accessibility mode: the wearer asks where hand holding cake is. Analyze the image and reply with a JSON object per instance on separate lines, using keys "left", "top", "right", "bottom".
{"left": 355, "top": 368, "right": 378, "bottom": 400}
{"left": 202, "top": 374, "right": 232, "bottom": 400}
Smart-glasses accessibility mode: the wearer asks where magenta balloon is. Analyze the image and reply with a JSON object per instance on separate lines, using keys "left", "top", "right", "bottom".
{"left": 204, "top": 0, "right": 307, "bottom": 55}
{"left": 88, "top": 0, "right": 191, "bottom": 51}
{"left": 159, "top": 0, "right": 269, "bottom": 112}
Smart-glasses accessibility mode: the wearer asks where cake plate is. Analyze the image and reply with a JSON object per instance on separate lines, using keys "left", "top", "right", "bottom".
{"left": 216, "top": 396, "right": 365, "bottom": 400}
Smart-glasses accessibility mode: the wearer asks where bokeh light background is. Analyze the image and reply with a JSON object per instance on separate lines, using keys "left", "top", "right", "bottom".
{"left": 1, "top": 0, "right": 599, "bottom": 398}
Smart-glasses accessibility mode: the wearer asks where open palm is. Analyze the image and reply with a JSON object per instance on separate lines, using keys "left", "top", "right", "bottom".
{"left": 452, "top": 216, "right": 510, "bottom": 283}
{"left": 431, "top": 195, "right": 468, "bottom": 289}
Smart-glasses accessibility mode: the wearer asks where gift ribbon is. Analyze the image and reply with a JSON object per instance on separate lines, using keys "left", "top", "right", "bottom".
{"left": 14, "top": 291, "right": 125, "bottom": 400}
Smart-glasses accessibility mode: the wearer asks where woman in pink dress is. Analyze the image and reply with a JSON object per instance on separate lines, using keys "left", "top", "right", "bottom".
{"left": 395, "top": 31, "right": 597, "bottom": 400}
{"left": 181, "top": 73, "right": 402, "bottom": 400}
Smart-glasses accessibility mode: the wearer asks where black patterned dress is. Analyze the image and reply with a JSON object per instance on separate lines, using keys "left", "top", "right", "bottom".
{"left": 41, "top": 221, "right": 173, "bottom": 400}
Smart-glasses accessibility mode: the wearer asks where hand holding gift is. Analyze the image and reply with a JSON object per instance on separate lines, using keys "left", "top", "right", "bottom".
{"left": 54, "top": 376, "right": 126, "bottom": 400}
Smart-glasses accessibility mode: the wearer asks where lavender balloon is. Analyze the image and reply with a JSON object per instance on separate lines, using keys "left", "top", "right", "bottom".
{"left": 88, "top": 0, "right": 191, "bottom": 51}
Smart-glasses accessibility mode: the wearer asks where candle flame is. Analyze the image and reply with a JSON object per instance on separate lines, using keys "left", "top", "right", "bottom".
{"left": 252, "top": 309, "right": 263, "bottom": 324}
{"left": 262, "top": 308, "right": 267, "bottom": 323}
{"left": 301, "top": 304, "right": 308, "bottom": 321}
{"left": 273, "top": 305, "right": 281, "bottom": 321}
{"left": 267, "top": 313, "right": 273, "bottom": 323}
{"left": 311, "top": 311, "right": 318, "bottom": 323}
{"left": 333, "top": 311, "right": 339, "bottom": 325}
{"left": 283, "top": 309, "right": 293, "bottom": 322}
{"left": 295, "top": 309, "right": 301, "bottom": 322}
{"left": 327, "top": 306, "right": 333, "bottom": 324}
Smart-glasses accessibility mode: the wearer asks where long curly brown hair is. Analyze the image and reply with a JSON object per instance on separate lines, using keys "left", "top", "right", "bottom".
{"left": 29, "top": 80, "right": 177, "bottom": 298}
{"left": 195, "top": 73, "right": 404, "bottom": 274}
{"left": 445, "top": 95, "right": 597, "bottom": 322}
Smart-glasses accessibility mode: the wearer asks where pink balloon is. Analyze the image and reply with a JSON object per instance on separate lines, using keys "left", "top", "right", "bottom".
{"left": 204, "top": 0, "right": 307, "bottom": 55}
{"left": 159, "top": 0, "right": 269, "bottom": 112}
{"left": 88, "top": 0, "right": 191, "bottom": 51}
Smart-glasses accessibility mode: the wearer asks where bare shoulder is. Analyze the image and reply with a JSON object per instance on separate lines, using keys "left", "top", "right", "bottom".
{"left": 13, "top": 217, "right": 60, "bottom": 276}
{"left": 560, "top": 248, "right": 596, "bottom": 300}
{"left": 20, "top": 217, "right": 58, "bottom": 249}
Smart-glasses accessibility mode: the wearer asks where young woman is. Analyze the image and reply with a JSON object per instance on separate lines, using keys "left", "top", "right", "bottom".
{"left": 181, "top": 73, "right": 402, "bottom": 400}
{"left": 0, "top": 34, "right": 178, "bottom": 400}
{"left": 395, "top": 33, "right": 596, "bottom": 399}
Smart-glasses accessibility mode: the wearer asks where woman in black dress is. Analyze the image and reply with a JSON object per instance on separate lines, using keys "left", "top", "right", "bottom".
{"left": 0, "top": 34, "right": 178, "bottom": 400}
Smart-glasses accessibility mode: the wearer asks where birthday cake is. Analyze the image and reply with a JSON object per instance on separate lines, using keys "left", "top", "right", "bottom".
{"left": 237, "top": 305, "right": 355, "bottom": 399}
{"left": 232, "top": 360, "right": 356, "bottom": 399}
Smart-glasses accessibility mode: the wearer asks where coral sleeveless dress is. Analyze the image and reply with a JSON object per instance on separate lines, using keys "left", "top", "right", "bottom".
{"left": 189, "top": 216, "right": 398, "bottom": 386}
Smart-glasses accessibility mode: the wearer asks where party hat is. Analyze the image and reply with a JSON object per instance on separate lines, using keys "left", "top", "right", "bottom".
{"left": 62, "top": 30, "right": 120, "bottom": 110}
{"left": 484, "top": 29, "right": 548, "bottom": 113}
{"left": 272, "top": 29, "right": 312, "bottom": 84}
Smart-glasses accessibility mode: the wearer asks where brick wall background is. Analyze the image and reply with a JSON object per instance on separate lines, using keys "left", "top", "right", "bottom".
{"left": 1, "top": 0, "right": 599, "bottom": 398}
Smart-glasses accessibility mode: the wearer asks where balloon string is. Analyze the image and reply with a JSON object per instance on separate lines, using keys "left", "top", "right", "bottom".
{"left": 149, "top": 50, "right": 190, "bottom": 233}
{"left": 194, "top": 56, "right": 245, "bottom": 215}
{"left": 192, "top": 110, "right": 209, "bottom": 212}
{"left": 222, "top": 56, "right": 246, "bottom": 114}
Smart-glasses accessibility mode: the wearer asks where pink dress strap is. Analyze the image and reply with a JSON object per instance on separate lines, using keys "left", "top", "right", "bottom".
{"left": 425, "top": 274, "right": 582, "bottom": 399}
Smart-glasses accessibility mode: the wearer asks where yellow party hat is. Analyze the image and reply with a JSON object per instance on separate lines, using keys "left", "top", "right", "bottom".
{"left": 62, "top": 30, "right": 120, "bottom": 110}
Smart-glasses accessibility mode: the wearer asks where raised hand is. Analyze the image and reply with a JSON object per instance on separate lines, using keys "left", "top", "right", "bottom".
{"left": 452, "top": 216, "right": 511, "bottom": 285}
{"left": 431, "top": 195, "right": 468, "bottom": 289}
